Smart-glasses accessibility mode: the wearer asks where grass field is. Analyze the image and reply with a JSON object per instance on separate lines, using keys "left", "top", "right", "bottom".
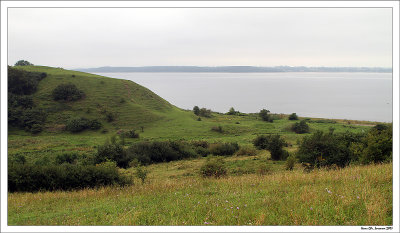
{"left": 8, "top": 161, "right": 392, "bottom": 225}
{"left": 7, "top": 66, "right": 392, "bottom": 226}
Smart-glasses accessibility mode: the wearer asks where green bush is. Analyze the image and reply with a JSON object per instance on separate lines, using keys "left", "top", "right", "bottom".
{"left": 235, "top": 145, "right": 258, "bottom": 156}
{"left": 200, "top": 157, "right": 227, "bottom": 178}
{"left": 124, "top": 129, "right": 139, "bottom": 138}
{"left": 8, "top": 163, "right": 131, "bottom": 192}
{"left": 209, "top": 142, "right": 239, "bottom": 156}
{"left": 291, "top": 120, "right": 310, "bottom": 134}
{"left": 297, "top": 130, "right": 365, "bottom": 168}
{"left": 253, "top": 135, "right": 288, "bottom": 160}
{"left": 8, "top": 66, "right": 45, "bottom": 95}
{"left": 193, "top": 106, "right": 200, "bottom": 115}
{"left": 14, "top": 60, "right": 33, "bottom": 66}
{"left": 52, "top": 83, "right": 85, "bottom": 101}
{"left": 351, "top": 124, "right": 392, "bottom": 164}
{"left": 285, "top": 154, "right": 297, "bottom": 170}
{"left": 95, "top": 143, "right": 130, "bottom": 168}
{"left": 136, "top": 165, "right": 148, "bottom": 184}
{"left": 126, "top": 141, "right": 199, "bottom": 165}
{"left": 199, "top": 108, "right": 212, "bottom": 117}
{"left": 55, "top": 152, "right": 79, "bottom": 165}
{"left": 211, "top": 126, "right": 223, "bottom": 133}
{"left": 288, "top": 113, "right": 299, "bottom": 120}
{"left": 66, "top": 117, "right": 102, "bottom": 132}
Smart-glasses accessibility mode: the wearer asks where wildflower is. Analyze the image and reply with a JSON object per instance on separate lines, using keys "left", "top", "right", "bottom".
{"left": 310, "top": 207, "right": 313, "bottom": 210}
{"left": 226, "top": 200, "right": 228, "bottom": 202}
{"left": 325, "top": 188, "right": 332, "bottom": 194}
{"left": 204, "top": 222, "right": 209, "bottom": 225}
{"left": 357, "top": 196, "right": 360, "bottom": 199}
{"left": 244, "top": 204, "right": 247, "bottom": 207}
{"left": 237, "top": 207, "right": 240, "bottom": 210}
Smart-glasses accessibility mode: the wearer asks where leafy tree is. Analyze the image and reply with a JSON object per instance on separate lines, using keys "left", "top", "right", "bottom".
{"left": 253, "top": 134, "right": 288, "bottom": 160}
{"left": 193, "top": 106, "right": 200, "bottom": 115}
{"left": 259, "top": 109, "right": 273, "bottom": 122}
{"left": 227, "top": 107, "right": 238, "bottom": 115}
{"left": 8, "top": 66, "right": 45, "bottom": 95}
{"left": 14, "top": 60, "right": 33, "bottom": 66}
{"left": 288, "top": 113, "right": 298, "bottom": 120}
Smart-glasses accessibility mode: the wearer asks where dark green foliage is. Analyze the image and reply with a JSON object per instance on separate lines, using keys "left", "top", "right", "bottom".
{"left": 8, "top": 94, "right": 34, "bottom": 109}
{"left": 351, "top": 124, "right": 392, "bottom": 164}
{"left": 89, "top": 119, "right": 102, "bottom": 130}
{"left": 14, "top": 60, "right": 33, "bottom": 66}
{"left": 8, "top": 163, "right": 131, "bottom": 192}
{"left": 199, "top": 108, "right": 212, "bottom": 118}
{"left": 253, "top": 134, "right": 288, "bottom": 160}
{"left": 123, "top": 129, "right": 139, "bottom": 138}
{"left": 285, "top": 154, "right": 297, "bottom": 170}
{"left": 136, "top": 165, "right": 148, "bottom": 184}
{"left": 8, "top": 66, "right": 45, "bottom": 95}
{"left": 211, "top": 125, "right": 223, "bottom": 133}
{"left": 52, "top": 83, "right": 85, "bottom": 101}
{"left": 105, "top": 112, "right": 116, "bottom": 122}
{"left": 288, "top": 113, "right": 298, "bottom": 120}
{"left": 11, "top": 108, "right": 47, "bottom": 133}
{"left": 126, "top": 141, "right": 198, "bottom": 165}
{"left": 297, "top": 130, "right": 365, "bottom": 168}
{"left": 259, "top": 109, "right": 273, "bottom": 122}
{"left": 55, "top": 152, "right": 79, "bottom": 165}
{"left": 291, "top": 120, "right": 310, "bottom": 134}
{"left": 95, "top": 143, "right": 129, "bottom": 168}
{"left": 197, "top": 117, "right": 202, "bottom": 121}
{"left": 227, "top": 107, "right": 239, "bottom": 115}
{"left": 200, "top": 157, "right": 227, "bottom": 178}
{"left": 65, "top": 117, "right": 102, "bottom": 132}
{"left": 209, "top": 142, "right": 239, "bottom": 156}
{"left": 193, "top": 106, "right": 200, "bottom": 116}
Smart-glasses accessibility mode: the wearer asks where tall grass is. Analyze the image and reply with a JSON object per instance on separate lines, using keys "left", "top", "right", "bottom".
{"left": 8, "top": 163, "right": 392, "bottom": 226}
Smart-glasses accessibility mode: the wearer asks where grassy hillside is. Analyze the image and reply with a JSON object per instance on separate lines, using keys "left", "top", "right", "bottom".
{"left": 8, "top": 160, "right": 392, "bottom": 225}
{"left": 7, "top": 66, "right": 392, "bottom": 226}
{"left": 8, "top": 66, "right": 377, "bottom": 164}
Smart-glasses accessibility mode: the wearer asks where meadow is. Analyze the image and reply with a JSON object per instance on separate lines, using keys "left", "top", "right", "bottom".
{"left": 7, "top": 65, "right": 392, "bottom": 226}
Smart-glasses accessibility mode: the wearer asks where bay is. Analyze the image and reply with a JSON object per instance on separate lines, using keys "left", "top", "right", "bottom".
{"left": 93, "top": 72, "right": 392, "bottom": 122}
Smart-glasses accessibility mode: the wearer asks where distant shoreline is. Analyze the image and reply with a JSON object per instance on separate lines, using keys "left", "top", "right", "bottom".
{"left": 74, "top": 66, "right": 392, "bottom": 73}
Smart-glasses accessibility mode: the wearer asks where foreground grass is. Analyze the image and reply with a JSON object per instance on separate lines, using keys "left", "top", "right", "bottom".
{"left": 8, "top": 162, "right": 392, "bottom": 226}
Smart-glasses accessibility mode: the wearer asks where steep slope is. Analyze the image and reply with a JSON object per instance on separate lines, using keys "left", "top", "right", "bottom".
{"left": 11, "top": 66, "right": 178, "bottom": 133}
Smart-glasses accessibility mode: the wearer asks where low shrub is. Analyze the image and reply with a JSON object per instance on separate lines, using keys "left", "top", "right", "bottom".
{"left": 285, "top": 154, "right": 297, "bottom": 170}
{"left": 200, "top": 157, "right": 227, "bottom": 178}
{"left": 288, "top": 113, "right": 299, "bottom": 120}
{"left": 66, "top": 117, "right": 102, "bottom": 132}
{"left": 124, "top": 129, "right": 139, "bottom": 138}
{"left": 209, "top": 142, "right": 239, "bottom": 156}
{"left": 211, "top": 126, "right": 223, "bottom": 133}
{"left": 8, "top": 163, "right": 131, "bottom": 192}
{"left": 291, "top": 120, "right": 310, "bottom": 134}
{"left": 55, "top": 152, "right": 79, "bottom": 165}
{"left": 52, "top": 83, "right": 85, "bottom": 101}
{"left": 235, "top": 145, "right": 258, "bottom": 156}
{"left": 136, "top": 165, "right": 148, "bottom": 184}
{"left": 253, "top": 135, "right": 288, "bottom": 160}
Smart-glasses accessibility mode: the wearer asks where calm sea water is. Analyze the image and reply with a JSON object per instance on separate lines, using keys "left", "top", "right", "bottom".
{"left": 94, "top": 72, "right": 392, "bottom": 122}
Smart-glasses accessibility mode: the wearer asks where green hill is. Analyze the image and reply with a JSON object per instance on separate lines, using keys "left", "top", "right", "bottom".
{"left": 12, "top": 66, "right": 177, "bottom": 131}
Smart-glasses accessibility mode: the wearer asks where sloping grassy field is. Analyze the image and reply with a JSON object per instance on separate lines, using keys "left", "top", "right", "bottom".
{"left": 7, "top": 66, "right": 391, "bottom": 226}
{"left": 8, "top": 161, "right": 392, "bottom": 225}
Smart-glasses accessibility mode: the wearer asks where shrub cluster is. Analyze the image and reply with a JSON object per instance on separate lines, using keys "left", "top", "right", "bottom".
{"left": 209, "top": 142, "right": 239, "bottom": 156}
{"left": 14, "top": 60, "right": 33, "bottom": 66}
{"left": 193, "top": 106, "right": 212, "bottom": 117}
{"left": 52, "top": 83, "right": 85, "bottom": 101}
{"left": 200, "top": 157, "right": 227, "bottom": 178}
{"left": 297, "top": 130, "right": 367, "bottom": 168}
{"left": 235, "top": 145, "right": 258, "bottom": 156}
{"left": 288, "top": 113, "right": 298, "bottom": 120}
{"left": 126, "top": 141, "right": 198, "bottom": 165}
{"left": 291, "top": 120, "right": 310, "bottom": 134}
{"left": 253, "top": 134, "right": 288, "bottom": 160}
{"left": 350, "top": 124, "right": 392, "bottom": 165}
{"left": 65, "top": 117, "right": 102, "bottom": 133}
{"left": 8, "top": 67, "right": 47, "bottom": 133}
{"left": 8, "top": 162, "right": 131, "bottom": 192}
{"left": 259, "top": 109, "right": 273, "bottom": 122}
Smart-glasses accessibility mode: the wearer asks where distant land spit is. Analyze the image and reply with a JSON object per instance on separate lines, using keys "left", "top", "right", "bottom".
{"left": 74, "top": 66, "right": 392, "bottom": 73}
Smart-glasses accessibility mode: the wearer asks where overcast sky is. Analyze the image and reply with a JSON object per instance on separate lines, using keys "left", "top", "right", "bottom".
{"left": 8, "top": 8, "right": 392, "bottom": 69}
